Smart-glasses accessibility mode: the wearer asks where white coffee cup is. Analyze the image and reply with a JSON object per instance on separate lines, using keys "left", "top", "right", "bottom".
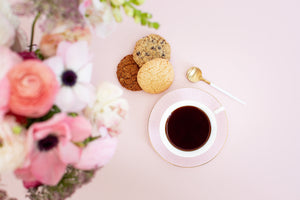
{"left": 159, "top": 100, "right": 218, "bottom": 158}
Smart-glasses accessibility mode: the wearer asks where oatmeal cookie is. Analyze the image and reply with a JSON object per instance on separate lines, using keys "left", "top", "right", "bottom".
{"left": 137, "top": 58, "right": 174, "bottom": 94}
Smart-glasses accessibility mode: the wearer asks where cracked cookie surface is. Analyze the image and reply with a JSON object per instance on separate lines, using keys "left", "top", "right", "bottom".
{"left": 137, "top": 58, "right": 174, "bottom": 94}
{"left": 117, "top": 54, "right": 142, "bottom": 91}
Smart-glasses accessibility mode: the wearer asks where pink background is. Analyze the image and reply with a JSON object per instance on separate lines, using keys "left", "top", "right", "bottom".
{"left": 3, "top": 0, "right": 300, "bottom": 199}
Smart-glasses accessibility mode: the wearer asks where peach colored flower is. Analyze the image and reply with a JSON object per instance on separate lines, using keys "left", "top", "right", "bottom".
{"left": 7, "top": 60, "right": 59, "bottom": 118}
{"left": 40, "top": 26, "right": 91, "bottom": 58}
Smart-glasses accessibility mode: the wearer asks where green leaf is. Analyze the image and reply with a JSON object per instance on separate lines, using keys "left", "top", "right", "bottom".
{"left": 26, "top": 105, "right": 61, "bottom": 128}
{"left": 34, "top": 49, "right": 45, "bottom": 60}
{"left": 141, "top": 17, "right": 147, "bottom": 25}
{"left": 130, "top": 0, "right": 145, "bottom": 6}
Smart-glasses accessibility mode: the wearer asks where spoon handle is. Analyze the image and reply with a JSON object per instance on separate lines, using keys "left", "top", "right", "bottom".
{"left": 210, "top": 83, "right": 246, "bottom": 105}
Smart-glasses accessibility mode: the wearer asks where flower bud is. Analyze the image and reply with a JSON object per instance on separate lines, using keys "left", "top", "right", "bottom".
{"left": 112, "top": 7, "right": 122, "bottom": 22}
{"left": 124, "top": 4, "right": 134, "bottom": 17}
{"left": 111, "top": 0, "right": 125, "bottom": 6}
{"left": 131, "top": 0, "right": 145, "bottom": 6}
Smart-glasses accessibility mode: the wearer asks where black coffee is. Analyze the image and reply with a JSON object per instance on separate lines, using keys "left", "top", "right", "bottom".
{"left": 165, "top": 106, "right": 211, "bottom": 151}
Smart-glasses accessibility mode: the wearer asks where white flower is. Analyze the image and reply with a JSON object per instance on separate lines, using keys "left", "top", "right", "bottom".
{"left": 0, "top": 1, "right": 19, "bottom": 28}
{"left": 79, "top": 0, "right": 116, "bottom": 38}
{"left": 44, "top": 41, "right": 95, "bottom": 112}
{"left": 84, "top": 82, "right": 128, "bottom": 136}
{"left": 0, "top": 116, "right": 26, "bottom": 172}
{"left": 0, "top": 13, "right": 16, "bottom": 47}
{"left": 0, "top": 1, "right": 21, "bottom": 48}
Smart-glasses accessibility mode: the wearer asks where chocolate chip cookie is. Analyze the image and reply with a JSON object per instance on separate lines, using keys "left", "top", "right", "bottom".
{"left": 133, "top": 34, "right": 171, "bottom": 67}
{"left": 117, "top": 54, "right": 142, "bottom": 91}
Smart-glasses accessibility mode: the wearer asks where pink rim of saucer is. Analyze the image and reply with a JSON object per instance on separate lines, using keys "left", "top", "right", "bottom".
{"left": 148, "top": 88, "right": 228, "bottom": 167}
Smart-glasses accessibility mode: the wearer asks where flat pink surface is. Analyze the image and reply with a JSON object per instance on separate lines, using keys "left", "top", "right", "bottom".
{"left": 3, "top": 0, "right": 300, "bottom": 199}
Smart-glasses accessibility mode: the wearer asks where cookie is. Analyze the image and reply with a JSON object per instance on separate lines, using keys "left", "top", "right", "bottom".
{"left": 118, "top": 54, "right": 137, "bottom": 68}
{"left": 137, "top": 58, "right": 174, "bottom": 94}
{"left": 133, "top": 34, "right": 171, "bottom": 67}
{"left": 117, "top": 55, "right": 142, "bottom": 91}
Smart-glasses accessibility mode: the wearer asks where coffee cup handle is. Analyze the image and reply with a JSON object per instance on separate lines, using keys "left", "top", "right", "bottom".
{"left": 214, "top": 106, "right": 225, "bottom": 115}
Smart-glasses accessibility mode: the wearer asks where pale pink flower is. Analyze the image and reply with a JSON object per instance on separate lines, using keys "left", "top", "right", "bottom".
{"left": 0, "top": 47, "right": 22, "bottom": 118}
{"left": 44, "top": 41, "right": 95, "bottom": 112}
{"left": 79, "top": 0, "right": 116, "bottom": 38}
{"left": 75, "top": 134, "right": 117, "bottom": 170}
{"left": 15, "top": 113, "right": 92, "bottom": 186}
{"left": 84, "top": 82, "right": 128, "bottom": 136}
{"left": 0, "top": 46, "right": 22, "bottom": 80}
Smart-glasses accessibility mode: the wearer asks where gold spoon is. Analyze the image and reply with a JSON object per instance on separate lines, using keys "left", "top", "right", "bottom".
{"left": 186, "top": 67, "right": 246, "bottom": 105}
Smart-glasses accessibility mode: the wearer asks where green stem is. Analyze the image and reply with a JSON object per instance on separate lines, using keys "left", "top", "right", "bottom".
{"left": 29, "top": 12, "right": 41, "bottom": 52}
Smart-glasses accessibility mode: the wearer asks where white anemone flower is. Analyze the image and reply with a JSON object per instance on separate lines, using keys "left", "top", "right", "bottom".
{"left": 44, "top": 41, "right": 95, "bottom": 112}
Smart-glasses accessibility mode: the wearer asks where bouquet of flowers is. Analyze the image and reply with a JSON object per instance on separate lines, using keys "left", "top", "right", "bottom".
{"left": 0, "top": 0, "right": 158, "bottom": 199}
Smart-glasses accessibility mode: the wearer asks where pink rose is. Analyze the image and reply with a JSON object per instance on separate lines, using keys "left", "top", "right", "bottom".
{"left": 15, "top": 113, "right": 92, "bottom": 186}
{"left": 7, "top": 60, "right": 59, "bottom": 118}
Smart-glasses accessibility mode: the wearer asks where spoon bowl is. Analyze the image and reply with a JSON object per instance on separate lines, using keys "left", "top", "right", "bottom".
{"left": 186, "top": 67, "right": 210, "bottom": 84}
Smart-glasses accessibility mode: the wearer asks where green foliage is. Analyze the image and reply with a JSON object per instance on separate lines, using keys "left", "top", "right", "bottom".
{"left": 26, "top": 105, "right": 61, "bottom": 129}
{"left": 34, "top": 49, "right": 45, "bottom": 60}
{"left": 111, "top": 0, "right": 160, "bottom": 29}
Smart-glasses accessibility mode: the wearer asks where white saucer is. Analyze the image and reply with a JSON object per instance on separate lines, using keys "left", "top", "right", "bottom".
{"left": 148, "top": 88, "right": 228, "bottom": 167}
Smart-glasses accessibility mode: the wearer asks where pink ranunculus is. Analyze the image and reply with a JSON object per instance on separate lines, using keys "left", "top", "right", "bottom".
{"left": 7, "top": 60, "right": 59, "bottom": 118}
{"left": 75, "top": 133, "right": 117, "bottom": 170}
{"left": 15, "top": 113, "right": 92, "bottom": 186}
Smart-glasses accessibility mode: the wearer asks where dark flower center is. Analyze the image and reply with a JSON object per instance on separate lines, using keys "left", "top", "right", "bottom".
{"left": 38, "top": 134, "right": 59, "bottom": 151}
{"left": 0, "top": 138, "right": 3, "bottom": 148}
{"left": 62, "top": 70, "right": 77, "bottom": 86}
